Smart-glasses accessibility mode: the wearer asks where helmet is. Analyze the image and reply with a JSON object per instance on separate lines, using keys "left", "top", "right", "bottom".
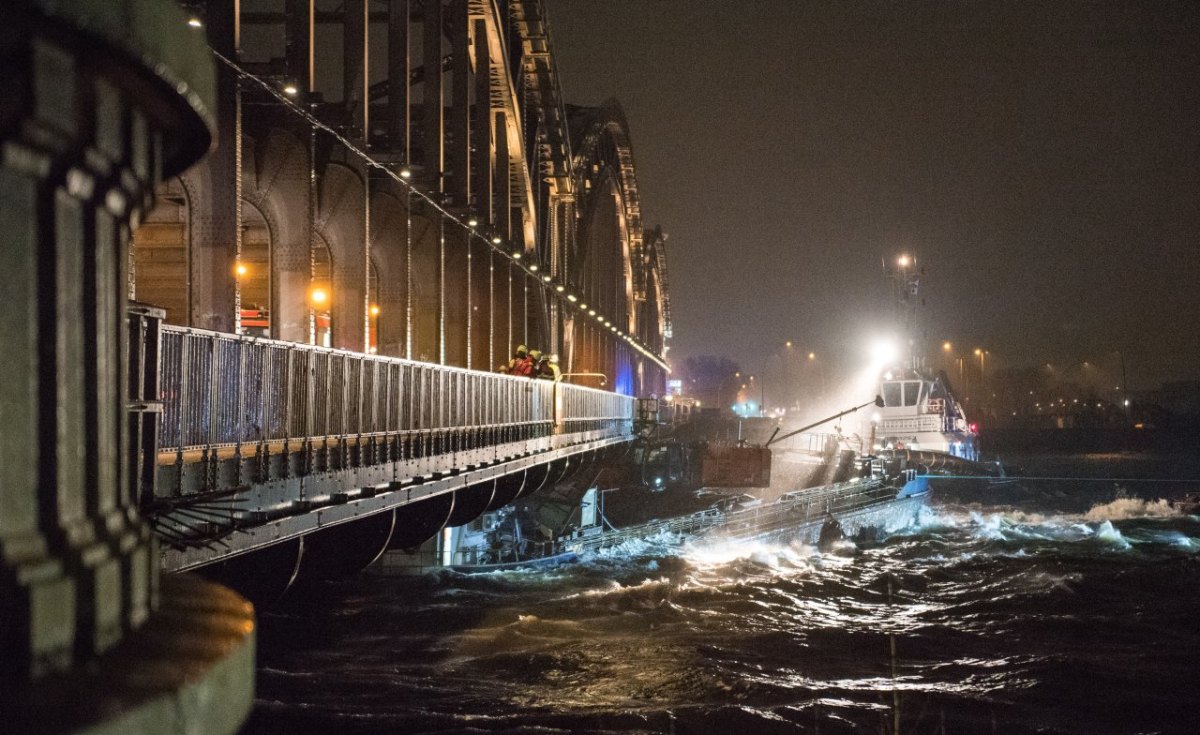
{"left": 516, "top": 344, "right": 528, "bottom": 356}
{"left": 528, "top": 349, "right": 542, "bottom": 360}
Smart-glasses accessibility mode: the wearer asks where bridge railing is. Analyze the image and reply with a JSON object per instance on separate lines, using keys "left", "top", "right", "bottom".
{"left": 156, "top": 325, "right": 634, "bottom": 456}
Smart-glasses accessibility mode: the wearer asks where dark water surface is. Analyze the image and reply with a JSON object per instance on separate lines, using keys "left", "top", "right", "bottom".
{"left": 246, "top": 453, "right": 1200, "bottom": 734}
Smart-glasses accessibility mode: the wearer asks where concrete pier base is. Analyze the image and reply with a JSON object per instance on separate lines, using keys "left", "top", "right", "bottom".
{"left": 2, "top": 574, "right": 255, "bottom": 735}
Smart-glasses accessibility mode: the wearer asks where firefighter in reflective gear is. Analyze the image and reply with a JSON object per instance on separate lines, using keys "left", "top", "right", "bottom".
{"left": 537, "top": 353, "right": 561, "bottom": 381}
{"left": 499, "top": 344, "right": 528, "bottom": 374}
{"left": 520, "top": 349, "right": 541, "bottom": 377}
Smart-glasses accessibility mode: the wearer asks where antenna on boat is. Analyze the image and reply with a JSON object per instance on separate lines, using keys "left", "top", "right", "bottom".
{"left": 886, "top": 253, "right": 923, "bottom": 371}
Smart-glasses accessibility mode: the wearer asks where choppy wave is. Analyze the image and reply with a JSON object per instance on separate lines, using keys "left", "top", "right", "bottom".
{"left": 249, "top": 457, "right": 1200, "bottom": 735}
{"left": 1082, "top": 496, "right": 1179, "bottom": 521}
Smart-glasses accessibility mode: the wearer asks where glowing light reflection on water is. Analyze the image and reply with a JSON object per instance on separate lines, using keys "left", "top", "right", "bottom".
{"left": 247, "top": 454, "right": 1200, "bottom": 735}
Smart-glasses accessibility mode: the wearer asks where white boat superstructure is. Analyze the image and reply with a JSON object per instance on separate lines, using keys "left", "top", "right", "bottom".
{"left": 874, "top": 369, "right": 978, "bottom": 460}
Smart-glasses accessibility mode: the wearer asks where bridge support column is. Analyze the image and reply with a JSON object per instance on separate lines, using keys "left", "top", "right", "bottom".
{"left": 0, "top": 2, "right": 253, "bottom": 731}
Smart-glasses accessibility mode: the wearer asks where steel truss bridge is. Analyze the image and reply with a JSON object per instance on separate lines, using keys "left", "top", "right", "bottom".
{"left": 118, "top": 0, "right": 674, "bottom": 588}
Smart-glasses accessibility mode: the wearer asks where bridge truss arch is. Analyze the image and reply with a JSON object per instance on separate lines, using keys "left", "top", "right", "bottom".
{"left": 121, "top": 0, "right": 677, "bottom": 582}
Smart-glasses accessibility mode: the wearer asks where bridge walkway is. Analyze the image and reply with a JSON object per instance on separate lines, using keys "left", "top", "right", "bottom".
{"left": 128, "top": 309, "right": 637, "bottom": 574}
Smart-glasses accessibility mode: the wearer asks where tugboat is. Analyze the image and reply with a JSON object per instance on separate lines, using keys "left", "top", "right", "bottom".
{"left": 865, "top": 253, "right": 1010, "bottom": 480}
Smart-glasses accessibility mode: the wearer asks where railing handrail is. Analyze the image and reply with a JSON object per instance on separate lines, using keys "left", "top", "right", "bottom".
{"left": 155, "top": 325, "right": 636, "bottom": 456}
{"left": 161, "top": 324, "right": 567, "bottom": 386}
{"left": 580, "top": 477, "right": 892, "bottom": 553}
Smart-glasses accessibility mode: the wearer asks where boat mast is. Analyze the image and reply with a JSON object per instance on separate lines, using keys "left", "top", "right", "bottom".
{"left": 885, "top": 253, "right": 923, "bottom": 372}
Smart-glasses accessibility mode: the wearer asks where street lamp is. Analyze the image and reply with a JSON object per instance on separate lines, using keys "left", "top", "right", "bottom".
{"left": 759, "top": 341, "right": 794, "bottom": 416}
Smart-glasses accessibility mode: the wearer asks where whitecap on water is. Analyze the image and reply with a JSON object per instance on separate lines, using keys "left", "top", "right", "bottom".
{"left": 1092, "top": 519, "right": 1131, "bottom": 549}
{"left": 1083, "top": 497, "right": 1177, "bottom": 521}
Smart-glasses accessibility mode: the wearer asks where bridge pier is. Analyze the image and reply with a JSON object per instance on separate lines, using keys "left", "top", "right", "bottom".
{"left": 0, "top": 2, "right": 253, "bottom": 731}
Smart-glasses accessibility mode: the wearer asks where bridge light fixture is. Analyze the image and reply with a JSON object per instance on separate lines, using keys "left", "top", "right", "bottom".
{"left": 528, "top": 263, "right": 538, "bottom": 272}
{"left": 555, "top": 284, "right": 565, "bottom": 293}
{"left": 467, "top": 217, "right": 478, "bottom": 227}
{"left": 310, "top": 288, "right": 329, "bottom": 306}
{"left": 491, "top": 236, "right": 502, "bottom": 244}
{"left": 283, "top": 84, "right": 299, "bottom": 96}
{"left": 234, "top": 261, "right": 248, "bottom": 278}
{"left": 579, "top": 302, "right": 587, "bottom": 309}
{"left": 588, "top": 310, "right": 596, "bottom": 316}
{"left": 369, "top": 304, "right": 380, "bottom": 316}
{"left": 398, "top": 167, "right": 412, "bottom": 179}
{"left": 567, "top": 294, "right": 577, "bottom": 302}
{"left": 542, "top": 274, "right": 552, "bottom": 282}
{"left": 187, "top": 17, "right": 203, "bottom": 28}
{"left": 511, "top": 251, "right": 522, "bottom": 260}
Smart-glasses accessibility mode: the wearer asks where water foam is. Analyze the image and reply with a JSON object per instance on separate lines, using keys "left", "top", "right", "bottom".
{"left": 1092, "top": 520, "right": 1131, "bottom": 549}
{"left": 1083, "top": 497, "right": 1177, "bottom": 521}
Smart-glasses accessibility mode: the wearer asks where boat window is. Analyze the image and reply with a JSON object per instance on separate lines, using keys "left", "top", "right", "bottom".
{"left": 904, "top": 381, "right": 921, "bottom": 406}
{"left": 882, "top": 382, "right": 902, "bottom": 407}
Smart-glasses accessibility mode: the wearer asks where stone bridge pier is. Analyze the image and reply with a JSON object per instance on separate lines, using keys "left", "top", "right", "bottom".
{"left": 1, "top": 2, "right": 253, "bottom": 733}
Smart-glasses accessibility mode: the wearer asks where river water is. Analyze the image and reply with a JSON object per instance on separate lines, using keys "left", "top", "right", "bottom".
{"left": 245, "top": 452, "right": 1200, "bottom": 734}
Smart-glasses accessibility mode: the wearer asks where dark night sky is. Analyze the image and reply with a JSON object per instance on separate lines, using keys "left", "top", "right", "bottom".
{"left": 545, "top": 1, "right": 1200, "bottom": 389}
